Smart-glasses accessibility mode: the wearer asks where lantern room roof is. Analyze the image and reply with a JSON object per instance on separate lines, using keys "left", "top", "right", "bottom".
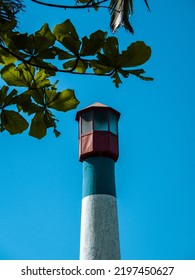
{"left": 85, "top": 102, "right": 108, "bottom": 108}
{"left": 75, "top": 102, "right": 120, "bottom": 121}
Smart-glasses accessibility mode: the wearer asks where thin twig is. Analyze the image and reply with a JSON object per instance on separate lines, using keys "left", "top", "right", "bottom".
{"left": 31, "top": 0, "right": 109, "bottom": 10}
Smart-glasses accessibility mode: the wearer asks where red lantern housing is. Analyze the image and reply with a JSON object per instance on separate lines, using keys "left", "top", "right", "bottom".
{"left": 76, "top": 102, "right": 120, "bottom": 162}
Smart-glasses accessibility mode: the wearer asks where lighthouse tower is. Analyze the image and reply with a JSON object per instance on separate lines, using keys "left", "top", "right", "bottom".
{"left": 76, "top": 102, "right": 121, "bottom": 260}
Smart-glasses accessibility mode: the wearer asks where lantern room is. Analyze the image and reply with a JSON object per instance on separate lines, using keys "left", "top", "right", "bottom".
{"left": 76, "top": 102, "right": 120, "bottom": 162}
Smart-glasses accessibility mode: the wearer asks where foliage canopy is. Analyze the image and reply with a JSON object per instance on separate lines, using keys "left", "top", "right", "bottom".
{"left": 0, "top": 0, "right": 153, "bottom": 138}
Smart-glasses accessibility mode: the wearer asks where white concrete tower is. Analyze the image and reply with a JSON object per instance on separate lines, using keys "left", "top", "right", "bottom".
{"left": 76, "top": 102, "right": 120, "bottom": 260}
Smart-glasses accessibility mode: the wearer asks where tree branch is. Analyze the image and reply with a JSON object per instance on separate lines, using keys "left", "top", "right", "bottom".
{"left": 0, "top": 44, "right": 114, "bottom": 77}
{"left": 31, "top": 0, "right": 109, "bottom": 10}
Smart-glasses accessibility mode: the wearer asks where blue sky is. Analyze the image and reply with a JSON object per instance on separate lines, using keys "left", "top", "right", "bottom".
{"left": 0, "top": 0, "right": 195, "bottom": 260}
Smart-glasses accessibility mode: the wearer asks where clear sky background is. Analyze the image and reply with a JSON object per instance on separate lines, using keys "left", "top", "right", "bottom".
{"left": 0, "top": 0, "right": 195, "bottom": 260}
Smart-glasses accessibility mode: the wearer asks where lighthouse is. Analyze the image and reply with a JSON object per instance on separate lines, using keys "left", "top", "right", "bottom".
{"left": 76, "top": 102, "right": 121, "bottom": 260}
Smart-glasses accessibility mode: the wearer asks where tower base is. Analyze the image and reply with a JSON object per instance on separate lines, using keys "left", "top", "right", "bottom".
{"left": 80, "top": 194, "right": 120, "bottom": 260}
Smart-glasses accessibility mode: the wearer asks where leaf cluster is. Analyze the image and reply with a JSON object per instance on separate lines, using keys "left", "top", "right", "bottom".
{"left": 0, "top": 0, "right": 24, "bottom": 24}
{"left": 0, "top": 17, "right": 153, "bottom": 138}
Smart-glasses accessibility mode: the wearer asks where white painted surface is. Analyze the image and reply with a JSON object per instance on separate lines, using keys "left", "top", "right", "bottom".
{"left": 80, "top": 194, "right": 120, "bottom": 260}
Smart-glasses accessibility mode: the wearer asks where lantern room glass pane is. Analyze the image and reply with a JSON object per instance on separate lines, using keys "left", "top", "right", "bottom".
{"left": 109, "top": 112, "right": 118, "bottom": 135}
{"left": 81, "top": 111, "right": 92, "bottom": 134}
{"left": 94, "top": 110, "right": 108, "bottom": 131}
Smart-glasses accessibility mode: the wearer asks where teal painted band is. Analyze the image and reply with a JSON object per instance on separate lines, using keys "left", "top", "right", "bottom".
{"left": 82, "top": 157, "right": 116, "bottom": 198}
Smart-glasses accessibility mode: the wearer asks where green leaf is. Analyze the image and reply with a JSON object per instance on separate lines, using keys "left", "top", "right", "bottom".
{"left": 96, "top": 52, "right": 114, "bottom": 67}
{"left": 34, "top": 23, "right": 56, "bottom": 53}
{"left": 119, "top": 41, "right": 152, "bottom": 67}
{"left": 27, "top": 89, "right": 45, "bottom": 105}
{"left": 90, "top": 60, "right": 113, "bottom": 75}
{"left": 53, "top": 20, "right": 81, "bottom": 54}
{"left": 0, "top": 86, "right": 18, "bottom": 107}
{"left": 138, "top": 75, "right": 154, "bottom": 81}
{"left": 20, "top": 102, "right": 40, "bottom": 115}
{"left": 54, "top": 128, "right": 61, "bottom": 137}
{"left": 7, "top": 33, "right": 33, "bottom": 56}
{"left": 44, "top": 109, "right": 56, "bottom": 128}
{"left": 118, "top": 69, "right": 130, "bottom": 78}
{"left": 30, "top": 58, "right": 57, "bottom": 76}
{"left": 15, "top": 92, "right": 42, "bottom": 115}
{"left": 7, "top": 24, "right": 56, "bottom": 57}
{"left": 75, "top": 59, "right": 88, "bottom": 73}
{"left": 55, "top": 47, "right": 75, "bottom": 60}
{"left": 128, "top": 69, "right": 154, "bottom": 81}
{"left": 26, "top": 103, "right": 41, "bottom": 115}
{"left": 0, "top": 19, "right": 17, "bottom": 32}
{"left": 1, "top": 110, "right": 28, "bottom": 134}
{"left": 46, "top": 89, "right": 79, "bottom": 112}
{"left": 111, "top": 71, "right": 122, "bottom": 88}
{"left": 119, "top": 68, "right": 153, "bottom": 81}
{"left": 1, "top": 63, "right": 34, "bottom": 87}
{"left": 29, "top": 110, "right": 47, "bottom": 139}
{"left": 63, "top": 59, "right": 88, "bottom": 73}
{"left": 34, "top": 69, "right": 51, "bottom": 88}
{"left": 13, "top": 92, "right": 30, "bottom": 112}
{"left": 3, "top": 89, "right": 18, "bottom": 107}
{"left": 0, "top": 86, "right": 8, "bottom": 106}
{"left": 44, "top": 110, "right": 61, "bottom": 137}
{"left": 35, "top": 47, "right": 57, "bottom": 60}
{"left": 103, "top": 36, "right": 119, "bottom": 62}
{"left": 92, "top": 1, "right": 99, "bottom": 11}
{"left": 89, "top": 37, "right": 119, "bottom": 69}
{"left": 1, "top": 64, "right": 24, "bottom": 86}
{"left": 0, "top": 124, "right": 5, "bottom": 132}
{"left": 18, "top": 64, "right": 35, "bottom": 85}
{"left": 0, "top": 48, "right": 18, "bottom": 65}
{"left": 80, "top": 30, "right": 107, "bottom": 56}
